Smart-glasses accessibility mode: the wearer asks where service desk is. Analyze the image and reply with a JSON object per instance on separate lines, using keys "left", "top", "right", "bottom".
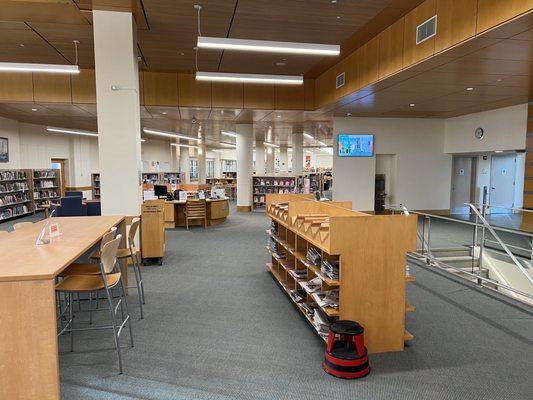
{"left": 0, "top": 216, "right": 126, "bottom": 400}
{"left": 164, "top": 198, "right": 230, "bottom": 228}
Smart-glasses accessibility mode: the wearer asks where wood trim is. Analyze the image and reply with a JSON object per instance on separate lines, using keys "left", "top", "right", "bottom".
{"left": 65, "top": 186, "right": 93, "bottom": 191}
{"left": 236, "top": 205, "right": 252, "bottom": 212}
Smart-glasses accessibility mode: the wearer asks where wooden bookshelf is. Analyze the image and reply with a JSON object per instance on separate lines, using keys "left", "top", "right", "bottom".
{"left": 0, "top": 169, "right": 34, "bottom": 222}
{"left": 91, "top": 173, "right": 100, "bottom": 199}
{"left": 207, "top": 176, "right": 237, "bottom": 200}
{"left": 265, "top": 193, "right": 417, "bottom": 354}
{"left": 32, "top": 169, "right": 60, "bottom": 211}
{"left": 253, "top": 175, "right": 297, "bottom": 211}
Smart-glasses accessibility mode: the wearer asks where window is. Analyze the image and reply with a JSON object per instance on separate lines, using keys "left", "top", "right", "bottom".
{"left": 207, "top": 159, "right": 215, "bottom": 178}
{"left": 223, "top": 159, "right": 236, "bottom": 172}
{"left": 189, "top": 159, "right": 198, "bottom": 180}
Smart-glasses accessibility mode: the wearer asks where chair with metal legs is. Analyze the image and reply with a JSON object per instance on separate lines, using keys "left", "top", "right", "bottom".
{"left": 56, "top": 235, "right": 134, "bottom": 374}
{"left": 89, "top": 218, "right": 145, "bottom": 319}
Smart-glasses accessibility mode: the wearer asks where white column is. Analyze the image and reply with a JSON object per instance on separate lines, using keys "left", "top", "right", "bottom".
{"left": 266, "top": 146, "right": 275, "bottom": 173}
{"left": 93, "top": 10, "right": 141, "bottom": 216}
{"left": 213, "top": 151, "right": 222, "bottom": 177}
{"left": 255, "top": 141, "right": 265, "bottom": 175}
{"left": 236, "top": 124, "right": 253, "bottom": 211}
{"left": 292, "top": 133, "right": 304, "bottom": 174}
{"left": 179, "top": 146, "right": 190, "bottom": 184}
{"left": 279, "top": 146, "right": 288, "bottom": 173}
{"left": 198, "top": 141, "right": 206, "bottom": 183}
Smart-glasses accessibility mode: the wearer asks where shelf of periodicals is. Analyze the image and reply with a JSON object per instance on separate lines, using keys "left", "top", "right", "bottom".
{"left": 207, "top": 175, "right": 237, "bottom": 200}
{"left": 142, "top": 172, "right": 182, "bottom": 185}
{"left": 32, "top": 169, "right": 60, "bottom": 211}
{"left": 253, "top": 175, "right": 297, "bottom": 211}
{"left": 92, "top": 173, "right": 100, "bottom": 199}
{"left": 265, "top": 193, "right": 417, "bottom": 354}
{"left": 0, "top": 169, "right": 34, "bottom": 222}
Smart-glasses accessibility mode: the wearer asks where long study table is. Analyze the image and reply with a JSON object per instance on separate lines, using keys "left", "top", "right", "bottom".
{"left": 0, "top": 215, "right": 126, "bottom": 400}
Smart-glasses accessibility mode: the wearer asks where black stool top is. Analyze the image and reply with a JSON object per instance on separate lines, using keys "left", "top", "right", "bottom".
{"left": 330, "top": 320, "right": 364, "bottom": 335}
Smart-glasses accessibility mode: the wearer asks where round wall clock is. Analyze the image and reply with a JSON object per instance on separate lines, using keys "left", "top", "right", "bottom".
{"left": 475, "top": 127, "right": 484, "bottom": 139}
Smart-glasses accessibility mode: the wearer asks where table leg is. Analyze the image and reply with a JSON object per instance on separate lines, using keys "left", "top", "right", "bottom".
{"left": 117, "top": 219, "right": 128, "bottom": 293}
{"left": 0, "top": 279, "right": 60, "bottom": 400}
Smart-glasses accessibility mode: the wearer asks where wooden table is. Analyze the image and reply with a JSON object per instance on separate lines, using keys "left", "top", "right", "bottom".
{"left": 163, "top": 198, "right": 230, "bottom": 228}
{"left": 0, "top": 215, "right": 126, "bottom": 400}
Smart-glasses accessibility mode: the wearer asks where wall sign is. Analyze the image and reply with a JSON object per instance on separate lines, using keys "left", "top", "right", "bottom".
{"left": 0, "top": 137, "right": 8, "bottom": 162}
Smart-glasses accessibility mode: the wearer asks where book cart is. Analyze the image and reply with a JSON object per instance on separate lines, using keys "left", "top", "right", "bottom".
{"left": 265, "top": 193, "right": 417, "bottom": 353}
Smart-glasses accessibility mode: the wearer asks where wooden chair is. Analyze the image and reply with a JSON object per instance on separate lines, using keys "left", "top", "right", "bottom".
{"left": 185, "top": 199, "right": 207, "bottom": 229}
{"left": 56, "top": 235, "right": 133, "bottom": 374}
{"left": 13, "top": 221, "right": 33, "bottom": 231}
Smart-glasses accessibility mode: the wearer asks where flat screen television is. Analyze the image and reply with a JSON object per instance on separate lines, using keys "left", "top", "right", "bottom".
{"left": 337, "top": 134, "right": 374, "bottom": 157}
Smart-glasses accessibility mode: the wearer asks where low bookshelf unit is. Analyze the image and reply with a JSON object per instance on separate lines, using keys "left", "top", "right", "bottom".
{"left": 32, "top": 169, "right": 60, "bottom": 211}
{"left": 253, "top": 175, "right": 297, "bottom": 211}
{"left": 265, "top": 193, "right": 417, "bottom": 354}
{"left": 0, "top": 169, "right": 34, "bottom": 222}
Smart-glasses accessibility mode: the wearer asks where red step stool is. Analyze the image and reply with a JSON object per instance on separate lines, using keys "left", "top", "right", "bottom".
{"left": 323, "top": 320, "right": 371, "bottom": 379}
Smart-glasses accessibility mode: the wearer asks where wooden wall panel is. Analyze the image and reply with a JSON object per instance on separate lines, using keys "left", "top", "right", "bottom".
{"left": 343, "top": 50, "right": 360, "bottom": 97}
{"left": 243, "top": 84, "right": 275, "bottom": 109}
{"left": 304, "top": 79, "right": 315, "bottom": 110}
{"left": 435, "top": 0, "right": 477, "bottom": 53}
{"left": 358, "top": 37, "right": 379, "bottom": 89}
{"left": 71, "top": 69, "right": 96, "bottom": 104}
{"left": 403, "top": 0, "right": 437, "bottom": 68}
{"left": 33, "top": 73, "right": 71, "bottom": 103}
{"left": 178, "top": 73, "right": 211, "bottom": 107}
{"left": 332, "top": 59, "right": 346, "bottom": 99}
{"left": 275, "top": 84, "right": 304, "bottom": 110}
{"left": 316, "top": 66, "right": 336, "bottom": 108}
{"left": 0, "top": 73, "right": 33, "bottom": 102}
{"left": 476, "top": 0, "right": 533, "bottom": 34}
{"left": 378, "top": 17, "right": 405, "bottom": 79}
{"left": 211, "top": 82, "right": 243, "bottom": 108}
{"left": 143, "top": 72, "right": 178, "bottom": 106}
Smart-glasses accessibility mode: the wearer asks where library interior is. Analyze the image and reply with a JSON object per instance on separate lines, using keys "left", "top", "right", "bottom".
{"left": 0, "top": 1, "right": 532, "bottom": 399}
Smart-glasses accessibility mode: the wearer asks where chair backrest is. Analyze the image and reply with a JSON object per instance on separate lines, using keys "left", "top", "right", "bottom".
{"left": 65, "top": 191, "right": 83, "bottom": 198}
{"left": 13, "top": 221, "right": 33, "bottom": 231}
{"left": 99, "top": 227, "right": 117, "bottom": 251}
{"left": 100, "top": 235, "right": 122, "bottom": 275}
{"left": 128, "top": 217, "right": 140, "bottom": 252}
{"left": 60, "top": 196, "right": 83, "bottom": 216}
{"left": 86, "top": 201, "right": 101, "bottom": 216}
{"left": 186, "top": 199, "right": 206, "bottom": 219}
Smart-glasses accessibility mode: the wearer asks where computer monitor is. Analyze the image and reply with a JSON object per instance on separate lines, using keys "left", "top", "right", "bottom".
{"left": 154, "top": 184, "right": 168, "bottom": 198}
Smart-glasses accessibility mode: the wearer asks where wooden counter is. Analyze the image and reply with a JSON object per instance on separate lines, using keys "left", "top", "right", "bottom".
{"left": 0, "top": 216, "right": 126, "bottom": 400}
{"left": 163, "top": 198, "right": 230, "bottom": 228}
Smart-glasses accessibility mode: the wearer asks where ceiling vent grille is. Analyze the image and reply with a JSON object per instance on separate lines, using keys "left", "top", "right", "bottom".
{"left": 416, "top": 15, "right": 437, "bottom": 45}
{"left": 336, "top": 72, "right": 345, "bottom": 89}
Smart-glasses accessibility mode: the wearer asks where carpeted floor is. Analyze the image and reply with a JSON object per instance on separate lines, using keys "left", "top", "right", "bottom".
{"left": 2, "top": 210, "right": 533, "bottom": 399}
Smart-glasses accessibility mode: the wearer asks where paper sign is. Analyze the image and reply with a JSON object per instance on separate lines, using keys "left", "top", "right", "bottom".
{"left": 179, "top": 191, "right": 188, "bottom": 201}
{"left": 49, "top": 223, "right": 60, "bottom": 238}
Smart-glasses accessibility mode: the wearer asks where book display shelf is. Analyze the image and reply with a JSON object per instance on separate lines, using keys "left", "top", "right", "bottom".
{"left": 207, "top": 175, "right": 237, "bottom": 199}
{"left": 142, "top": 172, "right": 182, "bottom": 185}
{"left": 265, "top": 193, "right": 417, "bottom": 353}
{"left": 92, "top": 173, "right": 100, "bottom": 199}
{"left": 253, "top": 175, "right": 297, "bottom": 210}
{"left": 32, "top": 169, "right": 60, "bottom": 211}
{"left": 0, "top": 169, "right": 34, "bottom": 222}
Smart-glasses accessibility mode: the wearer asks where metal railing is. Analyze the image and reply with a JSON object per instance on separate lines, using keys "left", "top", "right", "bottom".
{"left": 388, "top": 203, "right": 533, "bottom": 305}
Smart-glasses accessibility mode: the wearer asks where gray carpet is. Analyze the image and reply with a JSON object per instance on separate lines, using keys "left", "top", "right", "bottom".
{"left": 2, "top": 211, "right": 533, "bottom": 399}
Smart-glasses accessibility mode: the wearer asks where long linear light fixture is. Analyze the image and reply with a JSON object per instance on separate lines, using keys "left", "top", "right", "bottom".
{"left": 0, "top": 63, "right": 79, "bottom": 74}
{"left": 171, "top": 143, "right": 199, "bottom": 149}
{"left": 46, "top": 127, "right": 97, "bottom": 137}
{"left": 143, "top": 127, "right": 201, "bottom": 142}
{"left": 264, "top": 141, "right": 280, "bottom": 148}
{"left": 303, "top": 133, "right": 314, "bottom": 140}
{"left": 221, "top": 130, "right": 237, "bottom": 138}
{"left": 219, "top": 141, "right": 237, "bottom": 148}
{"left": 196, "top": 71, "right": 302, "bottom": 85}
{"left": 197, "top": 37, "right": 340, "bottom": 56}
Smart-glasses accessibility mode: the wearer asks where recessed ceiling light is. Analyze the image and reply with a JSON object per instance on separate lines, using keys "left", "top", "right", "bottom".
{"left": 336, "top": 16, "right": 341, "bottom": 19}
{"left": 180, "top": 52, "right": 185, "bottom": 56}
{"left": 346, "top": 112, "right": 352, "bottom": 117}
{"left": 141, "top": 139, "right": 146, "bottom": 142}
{"left": 161, "top": 111, "right": 167, "bottom": 115}
{"left": 31, "top": 108, "right": 37, "bottom": 112}
{"left": 275, "top": 61, "right": 286, "bottom": 66}
{"left": 409, "top": 103, "right": 415, "bottom": 107}
{"left": 466, "top": 87, "right": 474, "bottom": 91}
{"left": 276, "top": 115, "right": 281, "bottom": 118}
{"left": 19, "top": 44, "right": 25, "bottom": 48}
{"left": 331, "top": 0, "right": 337, "bottom": 3}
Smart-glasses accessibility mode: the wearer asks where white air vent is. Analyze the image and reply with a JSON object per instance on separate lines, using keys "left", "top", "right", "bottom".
{"left": 336, "top": 72, "right": 345, "bottom": 89}
{"left": 416, "top": 15, "right": 437, "bottom": 45}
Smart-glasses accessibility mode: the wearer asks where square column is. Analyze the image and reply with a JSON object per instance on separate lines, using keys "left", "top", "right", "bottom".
{"left": 255, "top": 140, "right": 265, "bottom": 175}
{"left": 279, "top": 146, "right": 288, "bottom": 173}
{"left": 292, "top": 133, "right": 304, "bottom": 174}
{"left": 236, "top": 124, "right": 253, "bottom": 211}
{"left": 179, "top": 146, "right": 191, "bottom": 183}
{"left": 93, "top": 10, "right": 142, "bottom": 216}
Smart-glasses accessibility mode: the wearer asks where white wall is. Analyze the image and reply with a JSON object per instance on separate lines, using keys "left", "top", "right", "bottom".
{"left": 333, "top": 117, "right": 451, "bottom": 211}
{"left": 444, "top": 104, "right": 527, "bottom": 153}
{"left": 0, "top": 116, "right": 21, "bottom": 169}
{"left": 141, "top": 140, "right": 173, "bottom": 172}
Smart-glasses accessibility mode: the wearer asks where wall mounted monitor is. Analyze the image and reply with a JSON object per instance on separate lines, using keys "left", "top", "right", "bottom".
{"left": 337, "top": 134, "right": 374, "bottom": 157}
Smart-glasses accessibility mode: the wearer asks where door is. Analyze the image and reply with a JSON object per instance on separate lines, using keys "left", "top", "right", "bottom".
{"left": 51, "top": 158, "right": 68, "bottom": 197}
{"left": 451, "top": 156, "right": 475, "bottom": 214}
{"left": 490, "top": 154, "right": 516, "bottom": 213}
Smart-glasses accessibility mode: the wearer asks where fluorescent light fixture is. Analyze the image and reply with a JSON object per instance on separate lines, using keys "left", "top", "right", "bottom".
{"left": 212, "top": 149, "right": 224, "bottom": 153}
{"left": 143, "top": 127, "right": 201, "bottom": 142}
{"left": 495, "top": 150, "right": 503, "bottom": 153}
{"left": 170, "top": 143, "right": 199, "bottom": 149}
{"left": 197, "top": 36, "right": 340, "bottom": 56}
{"left": 264, "top": 141, "right": 279, "bottom": 148}
{"left": 141, "top": 139, "right": 146, "bottom": 142}
{"left": 219, "top": 141, "right": 237, "bottom": 148}
{"left": 303, "top": 133, "right": 314, "bottom": 140}
{"left": 320, "top": 147, "right": 333, "bottom": 154}
{"left": 221, "top": 130, "right": 237, "bottom": 138}
{"left": 46, "top": 127, "right": 97, "bottom": 137}
{"left": 305, "top": 150, "right": 313, "bottom": 154}
{"left": 0, "top": 62, "right": 80, "bottom": 74}
{"left": 317, "top": 140, "right": 327, "bottom": 146}
{"left": 196, "top": 71, "right": 303, "bottom": 85}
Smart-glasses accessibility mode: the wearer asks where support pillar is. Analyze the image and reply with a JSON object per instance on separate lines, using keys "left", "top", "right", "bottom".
{"left": 266, "top": 146, "right": 275, "bottom": 174}
{"left": 198, "top": 141, "right": 206, "bottom": 184}
{"left": 292, "top": 133, "right": 304, "bottom": 174}
{"left": 93, "top": 10, "right": 141, "bottom": 216}
{"left": 279, "top": 146, "right": 288, "bottom": 173}
{"left": 180, "top": 146, "right": 190, "bottom": 184}
{"left": 255, "top": 141, "right": 265, "bottom": 175}
{"left": 236, "top": 124, "right": 253, "bottom": 211}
